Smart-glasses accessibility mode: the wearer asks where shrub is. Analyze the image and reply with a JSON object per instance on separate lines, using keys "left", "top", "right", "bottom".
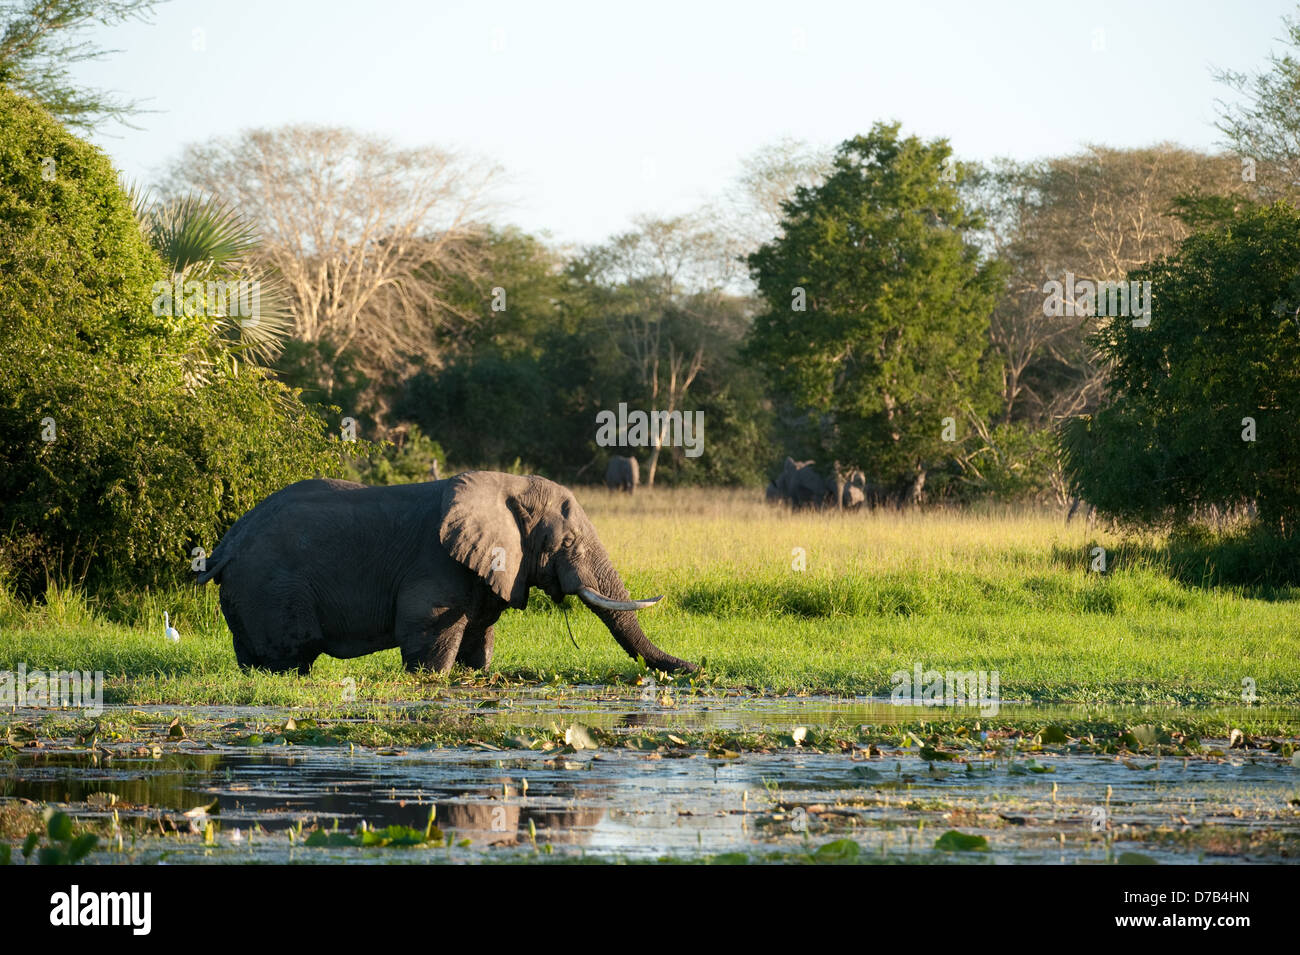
{"left": 1061, "top": 204, "right": 1300, "bottom": 537}
{"left": 0, "top": 86, "right": 340, "bottom": 595}
{"left": 341, "top": 424, "right": 447, "bottom": 485}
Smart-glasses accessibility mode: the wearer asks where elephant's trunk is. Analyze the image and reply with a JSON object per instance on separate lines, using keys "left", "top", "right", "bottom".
{"left": 577, "top": 549, "right": 696, "bottom": 673}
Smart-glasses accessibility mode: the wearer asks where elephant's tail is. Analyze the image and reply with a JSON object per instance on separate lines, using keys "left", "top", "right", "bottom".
{"left": 196, "top": 532, "right": 245, "bottom": 584}
{"left": 195, "top": 547, "right": 230, "bottom": 585}
{"left": 196, "top": 507, "right": 259, "bottom": 585}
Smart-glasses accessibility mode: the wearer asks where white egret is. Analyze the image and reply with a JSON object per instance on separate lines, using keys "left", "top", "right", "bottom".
{"left": 163, "top": 612, "right": 180, "bottom": 642}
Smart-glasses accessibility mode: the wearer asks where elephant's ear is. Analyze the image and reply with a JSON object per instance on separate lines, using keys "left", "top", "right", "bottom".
{"left": 439, "top": 472, "right": 534, "bottom": 608}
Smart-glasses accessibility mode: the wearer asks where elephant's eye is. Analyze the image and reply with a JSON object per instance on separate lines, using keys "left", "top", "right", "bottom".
{"left": 561, "top": 533, "right": 576, "bottom": 550}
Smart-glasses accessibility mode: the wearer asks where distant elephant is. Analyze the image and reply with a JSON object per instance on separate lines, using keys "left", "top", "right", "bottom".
{"left": 768, "top": 458, "right": 866, "bottom": 510}
{"left": 1066, "top": 495, "right": 1095, "bottom": 524}
{"left": 196, "top": 472, "right": 694, "bottom": 675}
{"left": 897, "top": 467, "right": 927, "bottom": 509}
{"left": 604, "top": 455, "right": 639, "bottom": 494}
{"left": 831, "top": 462, "right": 867, "bottom": 510}
{"left": 842, "top": 484, "right": 866, "bottom": 508}
{"left": 770, "top": 457, "right": 830, "bottom": 509}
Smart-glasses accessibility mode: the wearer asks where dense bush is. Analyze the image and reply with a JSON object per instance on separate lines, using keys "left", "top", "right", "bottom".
{"left": 341, "top": 425, "right": 446, "bottom": 485}
{"left": 1062, "top": 203, "right": 1300, "bottom": 537}
{"left": 0, "top": 86, "right": 340, "bottom": 595}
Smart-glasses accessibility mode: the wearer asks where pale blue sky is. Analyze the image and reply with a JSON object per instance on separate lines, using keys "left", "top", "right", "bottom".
{"left": 70, "top": 0, "right": 1297, "bottom": 244}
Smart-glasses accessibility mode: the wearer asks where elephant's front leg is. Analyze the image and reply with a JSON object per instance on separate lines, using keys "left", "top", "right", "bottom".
{"left": 399, "top": 607, "right": 466, "bottom": 673}
{"left": 455, "top": 620, "right": 496, "bottom": 670}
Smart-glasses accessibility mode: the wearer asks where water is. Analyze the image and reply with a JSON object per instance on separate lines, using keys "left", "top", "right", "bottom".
{"left": 3, "top": 693, "right": 1298, "bottom": 864}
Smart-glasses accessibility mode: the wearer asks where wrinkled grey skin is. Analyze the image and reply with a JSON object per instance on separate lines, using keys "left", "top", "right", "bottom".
{"left": 197, "top": 472, "right": 694, "bottom": 675}
{"left": 604, "top": 455, "right": 639, "bottom": 494}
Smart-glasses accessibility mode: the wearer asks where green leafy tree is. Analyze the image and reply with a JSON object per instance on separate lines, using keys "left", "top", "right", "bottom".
{"left": 0, "top": 86, "right": 339, "bottom": 594}
{"left": 577, "top": 215, "right": 746, "bottom": 487}
{"left": 1061, "top": 203, "right": 1300, "bottom": 536}
{"left": 341, "top": 424, "right": 446, "bottom": 485}
{"left": 745, "top": 123, "right": 1003, "bottom": 491}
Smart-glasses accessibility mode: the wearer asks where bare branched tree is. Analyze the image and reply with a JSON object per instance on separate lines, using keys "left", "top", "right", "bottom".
{"left": 160, "top": 126, "right": 500, "bottom": 413}
{"left": 723, "top": 136, "right": 833, "bottom": 256}
{"left": 976, "top": 145, "right": 1252, "bottom": 425}
{"left": 586, "top": 214, "right": 743, "bottom": 486}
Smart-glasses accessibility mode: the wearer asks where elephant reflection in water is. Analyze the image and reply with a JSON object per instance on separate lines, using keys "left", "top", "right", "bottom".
{"left": 431, "top": 801, "right": 605, "bottom": 846}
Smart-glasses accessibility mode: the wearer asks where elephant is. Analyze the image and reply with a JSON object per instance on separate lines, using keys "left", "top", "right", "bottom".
{"left": 769, "top": 457, "right": 830, "bottom": 509}
{"left": 1066, "top": 495, "right": 1096, "bottom": 524}
{"left": 768, "top": 458, "right": 866, "bottom": 510}
{"left": 604, "top": 455, "right": 639, "bottom": 494}
{"left": 831, "top": 462, "right": 867, "bottom": 511}
{"left": 196, "top": 471, "right": 694, "bottom": 675}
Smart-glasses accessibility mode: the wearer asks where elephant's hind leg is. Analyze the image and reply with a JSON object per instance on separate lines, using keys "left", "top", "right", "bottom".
{"left": 221, "top": 591, "right": 258, "bottom": 668}
{"left": 228, "top": 580, "right": 323, "bottom": 675}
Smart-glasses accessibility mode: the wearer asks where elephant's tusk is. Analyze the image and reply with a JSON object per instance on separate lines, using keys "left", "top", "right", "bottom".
{"left": 577, "top": 587, "right": 663, "bottom": 612}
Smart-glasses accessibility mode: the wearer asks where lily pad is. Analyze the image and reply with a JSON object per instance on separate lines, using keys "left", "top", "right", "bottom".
{"left": 1128, "top": 724, "right": 1171, "bottom": 748}
{"left": 811, "top": 839, "right": 860, "bottom": 862}
{"left": 45, "top": 810, "right": 73, "bottom": 842}
{"left": 920, "top": 745, "right": 956, "bottom": 761}
{"left": 1037, "top": 725, "right": 1069, "bottom": 745}
{"left": 935, "top": 830, "right": 990, "bottom": 852}
{"left": 1117, "top": 851, "right": 1158, "bottom": 865}
{"left": 1010, "top": 758, "right": 1055, "bottom": 774}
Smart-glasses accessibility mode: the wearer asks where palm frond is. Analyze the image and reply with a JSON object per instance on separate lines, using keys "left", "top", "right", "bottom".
{"left": 125, "top": 182, "right": 291, "bottom": 375}
{"left": 144, "top": 192, "right": 259, "bottom": 274}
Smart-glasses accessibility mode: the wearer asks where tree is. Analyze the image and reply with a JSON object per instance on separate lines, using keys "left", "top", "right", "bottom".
{"left": 0, "top": 86, "right": 339, "bottom": 594}
{"left": 580, "top": 215, "right": 747, "bottom": 486}
{"left": 160, "top": 126, "right": 499, "bottom": 427}
{"left": 129, "top": 189, "right": 293, "bottom": 376}
{"left": 974, "top": 146, "right": 1253, "bottom": 427}
{"left": 745, "top": 123, "right": 1003, "bottom": 494}
{"left": 1061, "top": 203, "right": 1300, "bottom": 536}
{"left": 1215, "top": 12, "right": 1300, "bottom": 201}
{"left": 723, "top": 136, "right": 833, "bottom": 258}
{"left": 0, "top": 0, "right": 160, "bottom": 130}
{"left": 396, "top": 227, "right": 599, "bottom": 476}
{"left": 396, "top": 221, "right": 771, "bottom": 487}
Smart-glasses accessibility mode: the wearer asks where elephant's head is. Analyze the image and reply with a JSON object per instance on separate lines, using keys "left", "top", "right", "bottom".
{"left": 438, "top": 471, "right": 695, "bottom": 672}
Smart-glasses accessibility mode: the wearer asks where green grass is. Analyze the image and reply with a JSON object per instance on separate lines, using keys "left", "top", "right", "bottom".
{"left": 2, "top": 490, "right": 1298, "bottom": 705}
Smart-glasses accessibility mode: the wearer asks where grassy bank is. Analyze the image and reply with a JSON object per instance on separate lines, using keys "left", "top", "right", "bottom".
{"left": 1, "top": 489, "right": 1297, "bottom": 705}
